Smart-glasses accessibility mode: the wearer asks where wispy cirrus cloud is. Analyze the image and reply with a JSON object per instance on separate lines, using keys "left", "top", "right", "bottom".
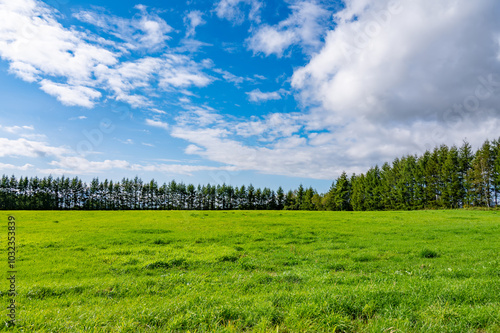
{"left": 0, "top": 135, "right": 234, "bottom": 176}
{"left": 145, "top": 118, "right": 169, "bottom": 130}
{"left": 74, "top": 5, "right": 173, "bottom": 51}
{"left": 0, "top": 162, "right": 34, "bottom": 171}
{"left": 214, "top": 0, "right": 262, "bottom": 25}
{"left": 0, "top": 124, "right": 34, "bottom": 134}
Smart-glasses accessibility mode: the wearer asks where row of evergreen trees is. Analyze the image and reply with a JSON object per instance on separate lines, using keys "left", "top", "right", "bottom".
{"left": 324, "top": 139, "right": 500, "bottom": 210}
{"left": 0, "top": 174, "right": 308, "bottom": 210}
{"left": 1, "top": 138, "right": 499, "bottom": 211}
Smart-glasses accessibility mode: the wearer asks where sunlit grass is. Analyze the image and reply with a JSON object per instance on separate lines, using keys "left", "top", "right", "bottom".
{"left": 1, "top": 210, "right": 499, "bottom": 332}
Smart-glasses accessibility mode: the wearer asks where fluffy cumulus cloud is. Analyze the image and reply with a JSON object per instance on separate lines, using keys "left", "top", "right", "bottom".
{"left": 39, "top": 80, "right": 102, "bottom": 107}
{"left": 247, "top": 0, "right": 330, "bottom": 57}
{"left": 286, "top": 0, "right": 500, "bottom": 171}
{"left": 169, "top": 0, "right": 500, "bottom": 179}
{"left": 2, "top": 0, "right": 500, "bottom": 181}
{"left": 0, "top": 137, "right": 70, "bottom": 158}
{"left": 0, "top": 0, "right": 211, "bottom": 108}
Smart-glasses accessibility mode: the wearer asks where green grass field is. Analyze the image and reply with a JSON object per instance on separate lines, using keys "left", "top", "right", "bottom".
{"left": 1, "top": 210, "right": 499, "bottom": 332}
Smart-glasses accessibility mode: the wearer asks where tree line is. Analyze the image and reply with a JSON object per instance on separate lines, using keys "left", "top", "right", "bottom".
{"left": 326, "top": 139, "right": 500, "bottom": 210}
{"left": 1, "top": 138, "right": 499, "bottom": 211}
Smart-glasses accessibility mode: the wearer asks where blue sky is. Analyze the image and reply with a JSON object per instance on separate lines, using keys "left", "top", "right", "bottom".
{"left": 1, "top": 0, "right": 500, "bottom": 193}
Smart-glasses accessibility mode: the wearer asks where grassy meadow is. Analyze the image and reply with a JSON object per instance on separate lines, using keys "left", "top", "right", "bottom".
{"left": 1, "top": 210, "right": 499, "bottom": 332}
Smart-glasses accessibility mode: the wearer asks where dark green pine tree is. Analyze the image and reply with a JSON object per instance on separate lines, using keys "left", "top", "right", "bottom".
{"left": 492, "top": 138, "right": 500, "bottom": 207}
{"left": 351, "top": 174, "right": 366, "bottom": 211}
{"left": 394, "top": 155, "right": 417, "bottom": 210}
{"left": 296, "top": 184, "right": 305, "bottom": 210}
{"left": 334, "top": 172, "right": 352, "bottom": 211}
{"left": 425, "top": 148, "right": 442, "bottom": 208}
{"left": 469, "top": 141, "right": 493, "bottom": 207}
{"left": 380, "top": 162, "right": 396, "bottom": 209}
{"left": 323, "top": 182, "right": 336, "bottom": 211}
{"left": 301, "top": 187, "right": 315, "bottom": 210}
{"left": 247, "top": 184, "right": 255, "bottom": 209}
{"left": 459, "top": 141, "right": 474, "bottom": 207}
{"left": 284, "top": 190, "right": 295, "bottom": 210}
{"left": 414, "top": 151, "right": 430, "bottom": 209}
{"left": 441, "top": 146, "right": 461, "bottom": 208}
{"left": 276, "top": 186, "right": 285, "bottom": 210}
{"left": 364, "top": 166, "right": 382, "bottom": 210}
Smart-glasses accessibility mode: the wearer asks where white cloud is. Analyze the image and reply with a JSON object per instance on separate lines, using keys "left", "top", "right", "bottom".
{"left": 68, "top": 115, "right": 88, "bottom": 120}
{"left": 175, "top": 106, "right": 223, "bottom": 127}
{"left": 95, "top": 55, "right": 211, "bottom": 107}
{"left": 0, "top": 135, "right": 233, "bottom": 177}
{"left": 0, "top": 0, "right": 118, "bottom": 84}
{"left": 74, "top": 5, "right": 173, "bottom": 51}
{"left": 8, "top": 61, "right": 39, "bottom": 82}
{"left": 214, "top": 0, "right": 262, "bottom": 25}
{"left": 171, "top": 123, "right": 344, "bottom": 179}
{"left": 145, "top": 119, "right": 169, "bottom": 130}
{"left": 169, "top": 109, "right": 338, "bottom": 179}
{"left": 0, "top": 163, "right": 33, "bottom": 171}
{"left": 136, "top": 163, "right": 237, "bottom": 175}
{"left": 48, "top": 156, "right": 131, "bottom": 173}
{"left": 41, "top": 155, "right": 238, "bottom": 176}
{"left": 0, "top": 124, "right": 48, "bottom": 141}
{"left": 40, "top": 80, "right": 102, "bottom": 108}
{"left": 150, "top": 108, "right": 167, "bottom": 115}
{"left": 286, "top": 0, "right": 500, "bottom": 174}
{"left": 213, "top": 68, "right": 251, "bottom": 86}
{"left": 0, "top": 0, "right": 213, "bottom": 108}
{"left": 247, "top": 26, "right": 296, "bottom": 57}
{"left": 247, "top": 1, "right": 330, "bottom": 57}
{"left": 184, "top": 10, "right": 206, "bottom": 37}
{"left": 234, "top": 113, "right": 302, "bottom": 139}
{"left": 1, "top": 125, "right": 34, "bottom": 134}
{"left": 0, "top": 137, "right": 69, "bottom": 158}
{"left": 246, "top": 88, "right": 282, "bottom": 102}
{"left": 20, "top": 133, "right": 48, "bottom": 141}
{"left": 118, "top": 138, "right": 134, "bottom": 145}
{"left": 176, "top": 38, "right": 212, "bottom": 54}
{"left": 158, "top": 54, "right": 212, "bottom": 88}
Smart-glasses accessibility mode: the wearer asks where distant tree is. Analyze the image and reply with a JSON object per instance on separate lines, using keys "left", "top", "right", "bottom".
{"left": 284, "top": 190, "right": 295, "bottom": 210}
{"left": 247, "top": 184, "right": 255, "bottom": 209}
{"left": 296, "top": 184, "right": 305, "bottom": 210}
{"left": 351, "top": 174, "right": 366, "bottom": 211}
{"left": 441, "top": 146, "right": 461, "bottom": 208}
{"left": 333, "top": 172, "right": 352, "bottom": 211}
{"left": 492, "top": 138, "right": 500, "bottom": 206}
{"left": 459, "top": 141, "right": 474, "bottom": 207}
{"left": 301, "top": 187, "right": 315, "bottom": 210}
{"left": 276, "top": 186, "right": 284, "bottom": 210}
